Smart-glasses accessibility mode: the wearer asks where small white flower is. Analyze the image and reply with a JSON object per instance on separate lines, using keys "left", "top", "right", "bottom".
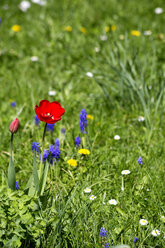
{"left": 48, "top": 90, "right": 56, "bottom": 96}
{"left": 147, "top": 188, "right": 150, "bottom": 191}
{"left": 148, "top": 85, "right": 152, "bottom": 90}
{"left": 119, "top": 34, "right": 125, "bottom": 40}
{"left": 30, "top": 56, "right": 38, "bottom": 62}
{"left": 139, "top": 219, "right": 148, "bottom": 226}
{"left": 31, "top": 0, "right": 46, "bottom": 5}
{"left": 90, "top": 195, "right": 96, "bottom": 200}
{"left": 144, "top": 30, "right": 152, "bottom": 36}
{"left": 19, "top": 1, "right": 31, "bottom": 12}
{"left": 84, "top": 188, "right": 91, "bottom": 193}
{"left": 121, "top": 170, "right": 131, "bottom": 175}
{"left": 100, "top": 35, "right": 108, "bottom": 41}
{"left": 138, "top": 116, "right": 145, "bottom": 122}
{"left": 86, "top": 72, "right": 93, "bottom": 78}
{"left": 108, "top": 199, "right": 118, "bottom": 205}
{"left": 114, "top": 135, "right": 120, "bottom": 140}
{"left": 154, "top": 7, "right": 163, "bottom": 14}
{"left": 94, "top": 47, "right": 100, "bottom": 53}
{"left": 151, "top": 229, "right": 160, "bottom": 237}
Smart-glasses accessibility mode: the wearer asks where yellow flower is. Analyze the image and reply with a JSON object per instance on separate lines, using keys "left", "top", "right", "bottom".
{"left": 111, "top": 25, "right": 117, "bottom": 31}
{"left": 105, "top": 26, "right": 110, "bottom": 33}
{"left": 87, "top": 115, "right": 94, "bottom": 120}
{"left": 67, "top": 159, "right": 77, "bottom": 167}
{"left": 80, "top": 27, "right": 87, "bottom": 34}
{"left": 78, "top": 149, "right": 90, "bottom": 155}
{"left": 131, "top": 30, "right": 141, "bottom": 37}
{"left": 64, "top": 26, "right": 72, "bottom": 32}
{"left": 11, "top": 25, "right": 21, "bottom": 32}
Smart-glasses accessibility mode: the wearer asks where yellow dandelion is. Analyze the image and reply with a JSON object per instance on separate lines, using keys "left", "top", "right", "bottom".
{"left": 157, "top": 34, "right": 164, "bottom": 40}
{"left": 78, "top": 149, "right": 90, "bottom": 155}
{"left": 111, "top": 25, "right": 117, "bottom": 31}
{"left": 64, "top": 26, "right": 72, "bottom": 32}
{"left": 67, "top": 159, "right": 77, "bottom": 167}
{"left": 80, "top": 27, "right": 87, "bottom": 34}
{"left": 131, "top": 30, "right": 141, "bottom": 37}
{"left": 87, "top": 114, "right": 94, "bottom": 120}
{"left": 105, "top": 26, "right": 110, "bottom": 33}
{"left": 11, "top": 25, "right": 21, "bottom": 32}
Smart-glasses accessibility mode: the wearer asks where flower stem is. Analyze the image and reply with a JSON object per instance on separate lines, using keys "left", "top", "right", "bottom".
{"left": 121, "top": 176, "right": 124, "bottom": 191}
{"left": 10, "top": 133, "right": 14, "bottom": 158}
{"left": 39, "top": 123, "right": 47, "bottom": 179}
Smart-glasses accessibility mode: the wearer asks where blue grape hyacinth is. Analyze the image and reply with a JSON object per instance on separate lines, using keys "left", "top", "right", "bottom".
{"left": 137, "top": 157, "right": 143, "bottom": 165}
{"left": 11, "top": 101, "right": 16, "bottom": 107}
{"left": 16, "top": 181, "right": 19, "bottom": 190}
{"left": 35, "top": 115, "right": 40, "bottom": 126}
{"left": 75, "top": 136, "right": 81, "bottom": 147}
{"left": 32, "top": 142, "right": 39, "bottom": 153}
{"left": 46, "top": 123, "right": 55, "bottom": 131}
{"left": 80, "top": 109, "right": 87, "bottom": 133}
{"left": 100, "top": 227, "right": 107, "bottom": 238}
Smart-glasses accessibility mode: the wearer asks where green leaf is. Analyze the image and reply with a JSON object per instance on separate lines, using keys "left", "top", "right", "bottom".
{"left": 32, "top": 153, "right": 39, "bottom": 192}
{"left": 8, "top": 156, "right": 16, "bottom": 191}
{"left": 38, "top": 161, "right": 49, "bottom": 196}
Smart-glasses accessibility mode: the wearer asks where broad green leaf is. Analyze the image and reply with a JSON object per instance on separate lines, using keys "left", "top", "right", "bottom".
{"left": 8, "top": 156, "right": 16, "bottom": 191}
{"left": 32, "top": 153, "right": 39, "bottom": 192}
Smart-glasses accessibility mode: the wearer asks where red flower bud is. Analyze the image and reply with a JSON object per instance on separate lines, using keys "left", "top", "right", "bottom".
{"left": 9, "top": 118, "right": 19, "bottom": 134}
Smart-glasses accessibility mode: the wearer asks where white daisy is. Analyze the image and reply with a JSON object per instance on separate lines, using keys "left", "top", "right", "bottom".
{"left": 138, "top": 116, "right": 145, "bottom": 122}
{"left": 84, "top": 188, "right": 91, "bottom": 193}
{"left": 139, "top": 219, "right": 148, "bottom": 226}
{"left": 151, "top": 229, "right": 160, "bottom": 237}
{"left": 90, "top": 195, "right": 96, "bottom": 200}
{"left": 121, "top": 170, "right": 131, "bottom": 175}
{"left": 31, "top": 0, "right": 46, "bottom": 6}
{"left": 48, "top": 90, "right": 56, "bottom": 96}
{"left": 108, "top": 199, "right": 118, "bottom": 205}
{"left": 19, "top": 1, "right": 31, "bottom": 12}
{"left": 154, "top": 7, "right": 163, "bottom": 14}
{"left": 94, "top": 47, "right": 100, "bottom": 53}
{"left": 30, "top": 56, "right": 38, "bottom": 62}
{"left": 100, "top": 35, "right": 108, "bottom": 41}
{"left": 86, "top": 72, "right": 93, "bottom": 78}
{"left": 114, "top": 135, "right": 120, "bottom": 140}
{"left": 144, "top": 30, "right": 152, "bottom": 36}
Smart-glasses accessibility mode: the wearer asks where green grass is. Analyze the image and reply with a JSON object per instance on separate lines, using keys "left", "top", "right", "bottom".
{"left": 0, "top": 0, "right": 165, "bottom": 247}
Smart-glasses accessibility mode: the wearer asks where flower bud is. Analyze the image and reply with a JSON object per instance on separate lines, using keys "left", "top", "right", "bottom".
{"left": 9, "top": 118, "right": 19, "bottom": 134}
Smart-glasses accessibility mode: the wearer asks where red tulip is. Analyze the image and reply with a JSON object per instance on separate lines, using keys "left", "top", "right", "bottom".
{"left": 9, "top": 118, "right": 19, "bottom": 134}
{"left": 35, "top": 100, "right": 65, "bottom": 124}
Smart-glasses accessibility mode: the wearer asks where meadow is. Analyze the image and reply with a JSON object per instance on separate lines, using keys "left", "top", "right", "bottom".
{"left": 0, "top": 0, "right": 165, "bottom": 247}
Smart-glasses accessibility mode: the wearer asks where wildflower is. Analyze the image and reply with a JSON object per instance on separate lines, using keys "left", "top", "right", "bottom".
{"left": 87, "top": 114, "right": 94, "bottom": 120}
{"left": 151, "top": 229, "right": 160, "bottom": 236}
{"left": 46, "top": 123, "right": 55, "bottom": 131}
{"left": 64, "top": 26, "right": 72, "bottom": 32}
{"left": 139, "top": 219, "right": 148, "bottom": 226}
{"left": 78, "top": 149, "right": 90, "bottom": 155}
{"left": 11, "top": 101, "right": 16, "bottom": 107}
{"left": 100, "top": 35, "right": 108, "bottom": 41}
{"left": 121, "top": 170, "right": 131, "bottom": 175}
{"left": 11, "top": 25, "right": 21, "bottom": 32}
{"left": 30, "top": 56, "right": 38, "bottom": 62}
{"left": 55, "top": 138, "right": 60, "bottom": 147}
{"left": 119, "top": 34, "right": 125, "bottom": 40}
{"left": 90, "top": 195, "right": 96, "bottom": 200}
{"left": 154, "top": 7, "right": 163, "bottom": 14}
{"left": 144, "top": 30, "right": 152, "bottom": 36}
{"left": 84, "top": 188, "right": 91, "bottom": 193}
{"left": 32, "top": 142, "right": 39, "bottom": 153}
{"left": 16, "top": 181, "right": 19, "bottom": 190}
{"left": 31, "top": 0, "right": 46, "bottom": 5}
{"left": 158, "top": 33, "right": 164, "bottom": 40}
{"left": 104, "top": 243, "right": 109, "bottom": 248}
{"left": 137, "top": 157, "right": 143, "bottom": 165}
{"left": 9, "top": 118, "right": 19, "bottom": 134}
{"left": 35, "top": 115, "right": 40, "bottom": 125}
{"left": 80, "top": 27, "right": 87, "bottom": 34}
{"left": 131, "top": 30, "right": 141, "bottom": 37}
{"left": 48, "top": 90, "right": 56, "bottom": 96}
{"left": 43, "top": 150, "right": 49, "bottom": 163}
{"left": 94, "top": 47, "right": 100, "bottom": 53}
{"left": 138, "top": 116, "right": 145, "bottom": 122}
{"left": 49, "top": 144, "right": 60, "bottom": 164}
{"left": 75, "top": 136, "right": 81, "bottom": 147}
{"left": 35, "top": 100, "right": 65, "bottom": 124}
{"left": 67, "top": 159, "right": 77, "bottom": 167}
{"left": 100, "top": 227, "right": 107, "bottom": 238}
{"left": 80, "top": 109, "right": 87, "bottom": 133}
{"left": 111, "top": 25, "right": 117, "bottom": 31}
{"left": 19, "top": 1, "right": 31, "bottom": 12}
{"left": 105, "top": 26, "right": 110, "bottom": 33}
{"left": 114, "top": 135, "right": 120, "bottom": 140}
{"left": 108, "top": 199, "right": 118, "bottom": 205}
{"left": 86, "top": 72, "right": 93, "bottom": 78}
{"left": 61, "top": 128, "right": 66, "bottom": 134}
{"left": 133, "top": 237, "right": 138, "bottom": 243}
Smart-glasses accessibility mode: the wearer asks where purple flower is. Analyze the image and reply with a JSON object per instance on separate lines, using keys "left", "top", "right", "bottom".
{"left": 137, "top": 157, "right": 143, "bottom": 165}
{"left": 80, "top": 109, "right": 87, "bottom": 134}
{"left": 35, "top": 115, "right": 40, "bottom": 126}
{"left": 75, "top": 136, "right": 81, "bottom": 147}
{"left": 43, "top": 150, "right": 49, "bottom": 163}
{"left": 55, "top": 138, "right": 60, "bottom": 147}
{"left": 46, "top": 123, "right": 55, "bottom": 132}
{"left": 104, "top": 243, "right": 109, "bottom": 248}
{"left": 43, "top": 144, "right": 60, "bottom": 164}
{"left": 16, "top": 181, "right": 19, "bottom": 190}
{"left": 100, "top": 227, "right": 107, "bottom": 238}
{"left": 32, "top": 142, "right": 39, "bottom": 153}
{"left": 134, "top": 237, "right": 138, "bottom": 243}
{"left": 61, "top": 128, "right": 66, "bottom": 134}
{"left": 11, "top": 101, "right": 16, "bottom": 107}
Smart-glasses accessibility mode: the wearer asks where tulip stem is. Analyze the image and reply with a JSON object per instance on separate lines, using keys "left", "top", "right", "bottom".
{"left": 10, "top": 133, "right": 14, "bottom": 158}
{"left": 42, "top": 123, "right": 47, "bottom": 143}
{"left": 39, "top": 123, "right": 47, "bottom": 180}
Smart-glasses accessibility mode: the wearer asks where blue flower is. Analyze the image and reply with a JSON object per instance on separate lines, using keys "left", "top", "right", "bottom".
{"left": 16, "top": 181, "right": 19, "bottom": 190}
{"left": 137, "top": 157, "right": 143, "bottom": 165}
{"left": 11, "top": 101, "right": 16, "bottom": 107}
{"left": 43, "top": 150, "right": 49, "bottom": 163}
{"left": 46, "top": 123, "right": 55, "bottom": 131}
{"left": 104, "top": 243, "right": 109, "bottom": 248}
{"left": 43, "top": 145, "right": 60, "bottom": 164}
{"left": 75, "top": 136, "right": 81, "bottom": 146}
{"left": 0, "top": 18, "right": 1, "bottom": 25}
{"left": 100, "top": 227, "right": 107, "bottom": 238}
{"left": 55, "top": 138, "right": 60, "bottom": 147}
{"left": 35, "top": 115, "right": 40, "bottom": 126}
{"left": 80, "top": 109, "right": 87, "bottom": 134}
{"left": 133, "top": 237, "right": 138, "bottom": 243}
{"left": 32, "top": 142, "right": 39, "bottom": 153}
{"left": 61, "top": 128, "right": 66, "bottom": 134}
